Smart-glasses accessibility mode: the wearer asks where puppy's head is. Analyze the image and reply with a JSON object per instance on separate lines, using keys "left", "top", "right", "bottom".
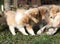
{"left": 38, "top": 6, "right": 49, "bottom": 20}
{"left": 49, "top": 5, "right": 60, "bottom": 18}
{"left": 24, "top": 8, "right": 40, "bottom": 24}
{"left": 28, "top": 8, "right": 39, "bottom": 17}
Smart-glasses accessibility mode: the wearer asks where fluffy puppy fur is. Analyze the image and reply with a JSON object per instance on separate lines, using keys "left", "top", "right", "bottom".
{"left": 4, "top": 10, "right": 17, "bottom": 35}
{"left": 52, "top": 12, "right": 60, "bottom": 27}
{"left": 38, "top": 6, "right": 50, "bottom": 20}
{"left": 37, "top": 6, "right": 50, "bottom": 35}
{"left": 24, "top": 8, "right": 40, "bottom": 23}
{"left": 37, "top": 5, "right": 60, "bottom": 35}
{"left": 49, "top": 5, "right": 60, "bottom": 18}
{"left": 46, "top": 12, "right": 60, "bottom": 35}
{"left": 4, "top": 8, "right": 39, "bottom": 35}
{"left": 45, "top": 5, "right": 60, "bottom": 35}
{"left": 15, "top": 8, "right": 41, "bottom": 35}
{"left": 39, "top": 6, "right": 60, "bottom": 35}
{"left": 4, "top": 9, "right": 31, "bottom": 35}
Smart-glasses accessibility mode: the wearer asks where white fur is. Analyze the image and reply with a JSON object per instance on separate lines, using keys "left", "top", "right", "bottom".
{"left": 46, "top": 12, "right": 60, "bottom": 35}
{"left": 17, "top": 26, "right": 28, "bottom": 35}
{"left": 9, "top": 26, "right": 16, "bottom": 35}
{"left": 37, "top": 25, "right": 47, "bottom": 35}
{"left": 27, "top": 29, "right": 35, "bottom": 35}
{"left": 15, "top": 11, "right": 28, "bottom": 35}
{"left": 53, "top": 14, "right": 60, "bottom": 27}
{"left": 15, "top": 12, "right": 23, "bottom": 24}
{"left": 46, "top": 28, "right": 58, "bottom": 35}
{"left": 15, "top": 10, "right": 36, "bottom": 35}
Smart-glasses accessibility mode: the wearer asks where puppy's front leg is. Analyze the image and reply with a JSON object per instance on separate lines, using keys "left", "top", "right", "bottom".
{"left": 9, "top": 26, "right": 16, "bottom": 35}
{"left": 26, "top": 25, "right": 35, "bottom": 35}
{"left": 37, "top": 26, "right": 46, "bottom": 35}
{"left": 17, "top": 26, "right": 28, "bottom": 35}
{"left": 37, "top": 25, "right": 52, "bottom": 35}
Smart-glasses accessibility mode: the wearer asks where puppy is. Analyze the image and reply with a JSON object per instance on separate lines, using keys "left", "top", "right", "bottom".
{"left": 45, "top": 5, "right": 60, "bottom": 35}
{"left": 42, "top": 9, "right": 60, "bottom": 35}
{"left": 46, "top": 12, "right": 60, "bottom": 35}
{"left": 15, "top": 8, "right": 41, "bottom": 35}
{"left": 4, "top": 8, "right": 38, "bottom": 35}
{"left": 37, "top": 5, "right": 60, "bottom": 35}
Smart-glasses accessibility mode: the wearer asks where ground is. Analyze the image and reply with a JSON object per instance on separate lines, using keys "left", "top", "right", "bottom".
{"left": 0, "top": 26, "right": 60, "bottom": 44}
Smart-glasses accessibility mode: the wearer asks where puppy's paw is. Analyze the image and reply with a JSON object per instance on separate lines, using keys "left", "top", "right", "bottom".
{"left": 37, "top": 30, "right": 42, "bottom": 35}
{"left": 12, "top": 33, "right": 16, "bottom": 35}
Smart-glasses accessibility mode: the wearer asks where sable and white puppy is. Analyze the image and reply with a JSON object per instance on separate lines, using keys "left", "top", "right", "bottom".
{"left": 4, "top": 8, "right": 39, "bottom": 35}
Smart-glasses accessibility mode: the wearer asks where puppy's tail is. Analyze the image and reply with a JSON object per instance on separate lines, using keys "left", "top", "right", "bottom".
{"left": 1, "top": 5, "right": 4, "bottom": 12}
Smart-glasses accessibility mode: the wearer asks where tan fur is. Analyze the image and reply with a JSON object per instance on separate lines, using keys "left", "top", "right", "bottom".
{"left": 45, "top": 12, "right": 60, "bottom": 35}
{"left": 26, "top": 8, "right": 39, "bottom": 23}
{"left": 38, "top": 6, "right": 49, "bottom": 20}
{"left": 4, "top": 10, "right": 16, "bottom": 26}
{"left": 52, "top": 12, "right": 60, "bottom": 27}
{"left": 4, "top": 8, "right": 40, "bottom": 35}
{"left": 49, "top": 5, "right": 60, "bottom": 18}
{"left": 15, "top": 8, "right": 40, "bottom": 35}
{"left": 36, "top": 5, "right": 60, "bottom": 35}
{"left": 45, "top": 5, "right": 60, "bottom": 35}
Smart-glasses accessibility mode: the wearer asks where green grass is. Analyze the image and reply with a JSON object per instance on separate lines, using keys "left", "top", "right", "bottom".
{"left": 0, "top": 26, "right": 60, "bottom": 44}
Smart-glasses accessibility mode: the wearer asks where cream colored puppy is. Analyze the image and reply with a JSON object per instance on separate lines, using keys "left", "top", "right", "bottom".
{"left": 46, "top": 12, "right": 60, "bottom": 35}
{"left": 45, "top": 5, "right": 60, "bottom": 35}
{"left": 49, "top": 5, "right": 60, "bottom": 18}
{"left": 38, "top": 6, "right": 49, "bottom": 20}
{"left": 44, "top": 12, "right": 60, "bottom": 35}
{"left": 37, "top": 11, "right": 60, "bottom": 35}
{"left": 46, "top": 5, "right": 60, "bottom": 35}
{"left": 37, "top": 5, "right": 60, "bottom": 35}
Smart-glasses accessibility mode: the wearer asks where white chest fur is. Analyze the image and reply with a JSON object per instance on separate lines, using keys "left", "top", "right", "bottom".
{"left": 15, "top": 12, "right": 24, "bottom": 25}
